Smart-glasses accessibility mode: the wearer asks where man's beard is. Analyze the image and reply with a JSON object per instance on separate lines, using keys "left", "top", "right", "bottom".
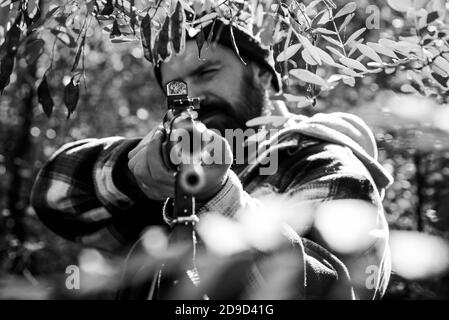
{"left": 197, "top": 74, "right": 267, "bottom": 136}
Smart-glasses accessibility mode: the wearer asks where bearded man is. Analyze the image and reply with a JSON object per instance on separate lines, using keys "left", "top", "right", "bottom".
{"left": 31, "top": 15, "right": 393, "bottom": 300}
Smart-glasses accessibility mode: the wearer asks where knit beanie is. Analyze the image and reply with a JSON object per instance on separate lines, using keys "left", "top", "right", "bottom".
{"left": 153, "top": 18, "right": 282, "bottom": 94}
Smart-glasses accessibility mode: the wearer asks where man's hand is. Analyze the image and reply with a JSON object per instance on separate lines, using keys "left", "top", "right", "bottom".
{"left": 127, "top": 119, "right": 233, "bottom": 202}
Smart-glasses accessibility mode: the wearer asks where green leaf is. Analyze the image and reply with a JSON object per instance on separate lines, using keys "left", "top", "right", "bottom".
{"left": 101, "top": 0, "right": 114, "bottom": 15}
{"left": 0, "top": 13, "right": 21, "bottom": 94}
{"left": 344, "top": 27, "right": 366, "bottom": 46}
{"left": 302, "top": 49, "right": 318, "bottom": 65}
{"left": 339, "top": 13, "right": 355, "bottom": 32}
{"left": 321, "top": 35, "right": 342, "bottom": 47}
{"left": 434, "top": 56, "right": 449, "bottom": 76}
{"left": 171, "top": 1, "right": 186, "bottom": 54}
{"left": 50, "top": 29, "right": 77, "bottom": 48}
{"left": 431, "top": 72, "right": 449, "bottom": 88}
{"left": 156, "top": 16, "right": 171, "bottom": 62}
{"left": 316, "top": 10, "right": 331, "bottom": 25}
{"left": 140, "top": 13, "right": 153, "bottom": 63}
{"left": 64, "top": 77, "right": 80, "bottom": 118}
{"left": 289, "top": 69, "right": 328, "bottom": 87}
{"left": 326, "top": 45, "right": 345, "bottom": 58}
{"left": 314, "top": 47, "right": 335, "bottom": 65}
{"left": 276, "top": 44, "right": 302, "bottom": 62}
{"left": 339, "top": 57, "right": 369, "bottom": 72}
{"left": 196, "top": 25, "right": 205, "bottom": 58}
{"left": 71, "top": 35, "right": 86, "bottom": 73}
{"left": 110, "top": 19, "right": 122, "bottom": 37}
{"left": 367, "top": 42, "right": 398, "bottom": 59}
{"left": 334, "top": 2, "right": 357, "bottom": 19}
{"left": 25, "top": 39, "right": 45, "bottom": 65}
{"left": 206, "top": 19, "right": 217, "bottom": 48}
{"left": 37, "top": 75, "right": 54, "bottom": 118}
{"left": 315, "top": 28, "right": 336, "bottom": 35}
{"left": 427, "top": 11, "right": 440, "bottom": 23}
{"left": 299, "top": 35, "right": 321, "bottom": 64}
{"left": 401, "top": 84, "right": 419, "bottom": 94}
{"left": 356, "top": 43, "right": 383, "bottom": 64}
{"left": 129, "top": 0, "right": 136, "bottom": 34}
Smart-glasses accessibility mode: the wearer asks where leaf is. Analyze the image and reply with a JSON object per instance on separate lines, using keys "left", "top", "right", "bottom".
{"left": 37, "top": 75, "right": 54, "bottom": 118}
{"left": 0, "top": 14, "right": 21, "bottom": 94}
{"left": 140, "top": 13, "right": 153, "bottom": 63}
{"left": 387, "top": 0, "right": 413, "bottom": 12}
{"left": 317, "top": 10, "right": 331, "bottom": 25}
{"left": 334, "top": 2, "right": 357, "bottom": 19}
{"left": 367, "top": 42, "right": 398, "bottom": 59}
{"left": 314, "top": 47, "right": 335, "bottom": 65}
{"left": 64, "top": 77, "right": 80, "bottom": 118}
{"left": 356, "top": 43, "right": 383, "bottom": 64}
{"left": 431, "top": 72, "right": 449, "bottom": 88}
{"left": 302, "top": 49, "right": 318, "bottom": 65}
{"left": 110, "top": 19, "right": 122, "bottom": 37}
{"left": 50, "top": 29, "right": 77, "bottom": 48}
{"left": 196, "top": 25, "right": 205, "bottom": 58}
{"left": 312, "top": 10, "right": 329, "bottom": 27}
{"left": 328, "top": 74, "right": 355, "bottom": 87}
{"left": 342, "top": 76, "right": 356, "bottom": 87}
{"left": 344, "top": 27, "right": 366, "bottom": 46}
{"left": 171, "top": 1, "right": 186, "bottom": 54}
{"left": 348, "top": 38, "right": 364, "bottom": 57}
{"left": 323, "top": 0, "right": 337, "bottom": 9}
{"left": 434, "top": 56, "right": 449, "bottom": 76}
{"left": 25, "top": 39, "right": 44, "bottom": 65}
{"left": 156, "top": 16, "right": 171, "bottom": 62}
{"left": 326, "top": 45, "right": 345, "bottom": 58}
{"left": 339, "top": 57, "right": 369, "bottom": 72}
{"left": 276, "top": 44, "right": 302, "bottom": 62}
{"left": 427, "top": 11, "right": 440, "bottom": 23}
{"left": 289, "top": 69, "right": 328, "bottom": 87}
{"left": 321, "top": 35, "right": 342, "bottom": 47}
{"left": 194, "top": 12, "right": 219, "bottom": 25}
{"left": 71, "top": 35, "right": 86, "bottom": 72}
{"left": 298, "top": 35, "right": 321, "bottom": 64}
{"left": 283, "top": 94, "right": 311, "bottom": 104}
{"left": 206, "top": 19, "right": 217, "bottom": 48}
{"left": 101, "top": 0, "right": 114, "bottom": 15}
{"left": 339, "top": 13, "right": 355, "bottom": 32}
{"left": 129, "top": 0, "right": 136, "bottom": 34}
{"left": 401, "top": 84, "right": 419, "bottom": 94}
{"left": 0, "top": 53, "right": 14, "bottom": 94}
{"left": 315, "top": 28, "right": 336, "bottom": 35}
{"left": 340, "top": 66, "right": 360, "bottom": 77}
{"left": 0, "top": 0, "right": 20, "bottom": 7}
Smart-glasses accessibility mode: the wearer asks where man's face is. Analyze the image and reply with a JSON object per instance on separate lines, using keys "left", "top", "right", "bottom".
{"left": 160, "top": 41, "right": 265, "bottom": 134}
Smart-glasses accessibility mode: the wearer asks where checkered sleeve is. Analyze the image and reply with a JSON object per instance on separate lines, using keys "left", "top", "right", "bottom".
{"left": 30, "top": 137, "right": 166, "bottom": 251}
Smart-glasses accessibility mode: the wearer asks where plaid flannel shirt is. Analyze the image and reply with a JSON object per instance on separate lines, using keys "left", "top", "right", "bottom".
{"left": 31, "top": 121, "right": 391, "bottom": 300}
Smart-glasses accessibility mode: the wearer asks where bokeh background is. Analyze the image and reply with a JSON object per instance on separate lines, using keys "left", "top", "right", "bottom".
{"left": 1, "top": 0, "right": 449, "bottom": 299}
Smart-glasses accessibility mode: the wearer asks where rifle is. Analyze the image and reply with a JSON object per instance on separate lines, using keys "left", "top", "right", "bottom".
{"left": 152, "top": 80, "right": 208, "bottom": 299}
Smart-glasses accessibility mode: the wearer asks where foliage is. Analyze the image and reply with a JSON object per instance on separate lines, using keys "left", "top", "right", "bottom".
{"left": 1, "top": 0, "right": 449, "bottom": 117}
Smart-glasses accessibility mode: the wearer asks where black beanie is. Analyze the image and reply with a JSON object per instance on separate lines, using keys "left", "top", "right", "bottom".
{"left": 153, "top": 19, "right": 282, "bottom": 94}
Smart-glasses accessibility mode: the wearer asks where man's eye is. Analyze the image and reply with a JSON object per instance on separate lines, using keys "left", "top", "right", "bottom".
{"left": 199, "top": 68, "right": 218, "bottom": 77}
